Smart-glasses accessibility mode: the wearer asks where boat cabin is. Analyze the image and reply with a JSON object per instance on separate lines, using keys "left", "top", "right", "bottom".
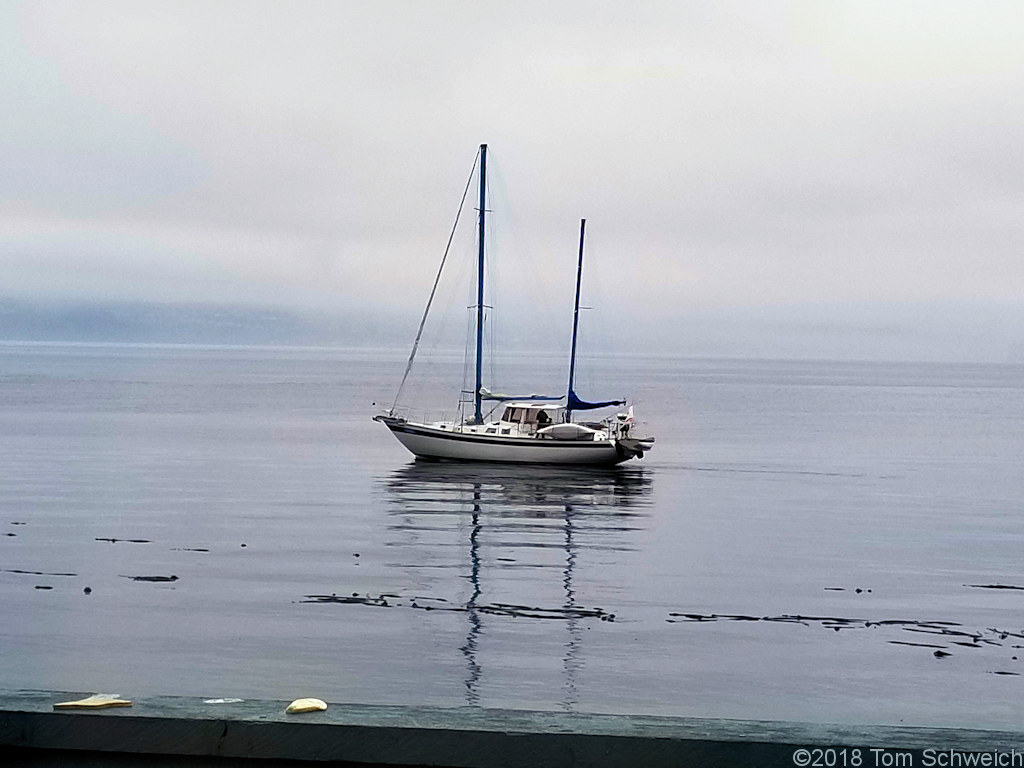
{"left": 499, "top": 403, "right": 565, "bottom": 430}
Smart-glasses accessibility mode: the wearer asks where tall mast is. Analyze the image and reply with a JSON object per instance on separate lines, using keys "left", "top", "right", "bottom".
{"left": 566, "top": 218, "right": 585, "bottom": 422}
{"left": 474, "top": 143, "right": 487, "bottom": 424}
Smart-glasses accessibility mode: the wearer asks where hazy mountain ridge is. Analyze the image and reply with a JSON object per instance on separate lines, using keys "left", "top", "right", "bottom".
{"left": 1, "top": 297, "right": 1021, "bottom": 363}
{"left": 0, "top": 298, "right": 409, "bottom": 347}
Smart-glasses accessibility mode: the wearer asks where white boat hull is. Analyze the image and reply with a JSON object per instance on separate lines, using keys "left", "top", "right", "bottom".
{"left": 376, "top": 416, "right": 631, "bottom": 465}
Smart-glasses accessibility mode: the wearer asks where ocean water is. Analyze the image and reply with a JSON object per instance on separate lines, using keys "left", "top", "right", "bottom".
{"left": 1, "top": 342, "right": 1023, "bottom": 729}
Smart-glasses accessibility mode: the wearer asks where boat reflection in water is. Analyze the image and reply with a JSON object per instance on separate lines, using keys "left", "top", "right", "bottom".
{"left": 381, "top": 461, "right": 653, "bottom": 709}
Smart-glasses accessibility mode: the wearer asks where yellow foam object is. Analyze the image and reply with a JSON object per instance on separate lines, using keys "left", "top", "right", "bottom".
{"left": 285, "top": 697, "right": 327, "bottom": 714}
{"left": 54, "top": 694, "right": 133, "bottom": 710}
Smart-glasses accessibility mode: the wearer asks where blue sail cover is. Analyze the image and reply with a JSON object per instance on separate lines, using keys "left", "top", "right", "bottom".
{"left": 567, "top": 389, "right": 625, "bottom": 411}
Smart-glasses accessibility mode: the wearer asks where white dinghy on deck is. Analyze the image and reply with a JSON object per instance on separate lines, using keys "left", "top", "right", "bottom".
{"left": 374, "top": 144, "right": 654, "bottom": 466}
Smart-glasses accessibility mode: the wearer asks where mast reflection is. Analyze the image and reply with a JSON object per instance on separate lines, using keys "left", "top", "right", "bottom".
{"left": 382, "top": 462, "right": 653, "bottom": 709}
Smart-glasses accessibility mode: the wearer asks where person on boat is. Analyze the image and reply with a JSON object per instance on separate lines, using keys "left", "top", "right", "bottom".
{"left": 537, "top": 410, "right": 551, "bottom": 427}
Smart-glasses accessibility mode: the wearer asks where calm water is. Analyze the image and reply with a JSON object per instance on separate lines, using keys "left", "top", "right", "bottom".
{"left": 2, "top": 342, "right": 1023, "bottom": 729}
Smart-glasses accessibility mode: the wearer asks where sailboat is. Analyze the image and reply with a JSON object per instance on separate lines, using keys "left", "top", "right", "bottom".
{"left": 374, "top": 144, "right": 654, "bottom": 465}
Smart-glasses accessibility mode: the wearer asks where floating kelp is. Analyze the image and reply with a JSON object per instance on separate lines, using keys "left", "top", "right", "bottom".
{"left": 5, "top": 569, "right": 77, "bottom": 576}
{"left": 121, "top": 574, "right": 178, "bottom": 582}
{"left": 666, "top": 609, "right": 1024, "bottom": 665}
{"left": 305, "top": 594, "right": 392, "bottom": 607}
{"left": 888, "top": 640, "right": 947, "bottom": 649}
{"left": 668, "top": 613, "right": 865, "bottom": 626}
{"left": 96, "top": 538, "right": 151, "bottom": 544}
{"left": 966, "top": 584, "right": 1024, "bottom": 591}
{"left": 302, "top": 592, "right": 614, "bottom": 621}
{"left": 988, "top": 628, "right": 1024, "bottom": 639}
{"left": 479, "top": 602, "right": 613, "bottom": 620}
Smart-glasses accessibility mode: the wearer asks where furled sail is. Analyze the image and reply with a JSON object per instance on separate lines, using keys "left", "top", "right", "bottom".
{"left": 567, "top": 388, "right": 625, "bottom": 412}
{"left": 480, "top": 387, "right": 561, "bottom": 402}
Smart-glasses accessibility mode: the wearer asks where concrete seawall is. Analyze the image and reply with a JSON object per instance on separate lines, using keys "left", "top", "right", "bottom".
{"left": 2, "top": 691, "right": 1021, "bottom": 767}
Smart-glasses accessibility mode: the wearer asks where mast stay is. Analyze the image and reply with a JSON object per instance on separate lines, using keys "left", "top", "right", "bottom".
{"left": 390, "top": 148, "right": 480, "bottom": 415}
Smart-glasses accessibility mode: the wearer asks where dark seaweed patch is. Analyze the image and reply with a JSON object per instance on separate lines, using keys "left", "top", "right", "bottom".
{"left": 988, "top": 628, "right": 1024, "bottom": 640}
{"left": 302, "top": 592, "right": 614, "bottom": 621}
{"left": 666, "top": 608, "right": 1024, "bottom": 668}
{"left": 96, "top": 538, "right": 151, "bottom": 544}
{"left": 887, "top": 640, "right": 947, "bottom": 649}
{"left": 966, "top": 584, "right": 1024, "bottom": 591}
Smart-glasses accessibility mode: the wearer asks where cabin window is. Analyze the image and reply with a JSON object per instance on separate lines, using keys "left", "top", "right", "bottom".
{"left": 486, "top": 427, "right": 496, "bottom": 434}
{"left": 502, "top": 407, "right": 514, "bottom": 422}
{"left": 501, "top": 428, "right": 510, "bottom": 435}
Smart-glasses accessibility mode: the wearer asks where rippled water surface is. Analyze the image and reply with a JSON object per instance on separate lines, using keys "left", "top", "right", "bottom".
{"left": 2, "top": 343, "right": 1023, "bottom": 729}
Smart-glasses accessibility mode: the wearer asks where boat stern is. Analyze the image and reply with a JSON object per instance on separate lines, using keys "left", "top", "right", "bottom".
{"left": 615, "top": 436, "right": 655, "bottom": 460}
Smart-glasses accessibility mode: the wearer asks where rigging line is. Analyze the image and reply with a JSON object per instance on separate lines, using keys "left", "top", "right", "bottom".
{"left": 461, "top": 306, "right": 475, "bottom": 419}
{"left": 391, "top": 150, "right": 481, "bottom": 414}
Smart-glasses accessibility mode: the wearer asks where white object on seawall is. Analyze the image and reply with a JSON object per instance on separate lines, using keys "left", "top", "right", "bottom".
{"left": 285, "top": 698, "right": 328, "bottom": 714}
{"left": 53, "top": 694, "right": 132, "bottom": 710}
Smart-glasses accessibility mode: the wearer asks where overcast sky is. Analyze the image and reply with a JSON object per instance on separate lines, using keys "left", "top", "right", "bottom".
{"left": 2, "top": 1, "right": 1023, "bottom": 359}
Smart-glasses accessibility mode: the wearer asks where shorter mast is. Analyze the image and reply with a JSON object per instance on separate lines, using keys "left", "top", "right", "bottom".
{"left": 566, "top": 218, "right": 586, "bottom": 422}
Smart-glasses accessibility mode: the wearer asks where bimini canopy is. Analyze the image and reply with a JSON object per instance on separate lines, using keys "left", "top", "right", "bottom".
{"left": 567, "top": 388, "right": 625, "bottom": 412}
